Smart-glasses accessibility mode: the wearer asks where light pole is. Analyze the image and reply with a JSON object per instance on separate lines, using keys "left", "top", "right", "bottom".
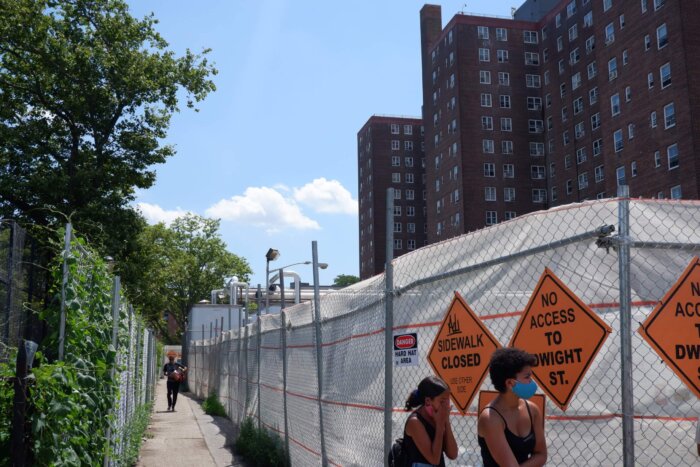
{"left": 269, "top": 261, "right": 328, "bottom": 309}
{"left": 264, "top": 248, "right": 280, "bottom": 314}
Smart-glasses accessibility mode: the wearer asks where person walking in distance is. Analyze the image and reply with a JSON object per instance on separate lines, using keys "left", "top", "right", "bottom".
{"left": 478, "top": 347, "right": 547, "bottom": 467}
{"left": 163, "top": 354, "right": 187, "bottom": 411}
{"left": 401, "top": 376, "right": 459, "bottom": 466}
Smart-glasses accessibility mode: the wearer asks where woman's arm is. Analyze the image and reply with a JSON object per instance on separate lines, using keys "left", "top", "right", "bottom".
{"left": 477, "top": 409, "right": 520, "bottom": 467}
{"left": 442, "top": 416, "right": 458, "bottom": 460}
{"left": 520, "top": 402, "right": 547, "bottom": 467}
{"left": 405, "top": 415, "right": 445, "bottom": 465}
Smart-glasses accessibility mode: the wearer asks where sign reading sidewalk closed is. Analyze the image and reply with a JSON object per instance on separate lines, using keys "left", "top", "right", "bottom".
{"left": 639, "top": 257, "right": 700, "bottom": 399}
{"left": 510, "top": 268, "right": 612, "bottom": 411}
{"left": 428, "top": 292, "right": 501, "bottom": 414}
{"left": 394, "top": 332, "right": 418, "bottom": 367}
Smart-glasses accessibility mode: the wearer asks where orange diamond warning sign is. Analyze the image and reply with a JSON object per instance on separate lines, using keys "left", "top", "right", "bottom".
{"left": 639, "top": 257, "right": 700, "bottom": 399}
{"left": 427, "top": 292, "right": 501, "bottom": 414}
{"left": 510, "top": 268, "right": 612, "bottom": 411}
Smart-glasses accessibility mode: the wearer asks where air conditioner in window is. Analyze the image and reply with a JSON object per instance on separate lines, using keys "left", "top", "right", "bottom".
{"left": 609, "top": 70, "right": 618, "bottom": 80}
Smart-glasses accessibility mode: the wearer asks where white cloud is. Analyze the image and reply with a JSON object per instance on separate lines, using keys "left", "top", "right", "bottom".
{"left": 136, "top": 202, "right": 189, "bottom": 225}
{"left": 205, "top": 186, "right": 320, "bottom": 233}
{"left": 293, "top": 178, "right": 357, "bottom": 215}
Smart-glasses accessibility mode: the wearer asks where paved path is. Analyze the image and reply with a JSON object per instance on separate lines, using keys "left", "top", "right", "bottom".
{"left": 137, "top": 378, "right": 244, "bottom": 467}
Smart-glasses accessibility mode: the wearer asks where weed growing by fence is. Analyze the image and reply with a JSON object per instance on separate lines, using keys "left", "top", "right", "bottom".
{"left": 202, "top": 392, "right": 227, "bottom": 417}
{"left": 235, "top": 417, "right": 287, "bottom": 467}
{"left": 118, "top": 402, "right": 153, "bottom": 466}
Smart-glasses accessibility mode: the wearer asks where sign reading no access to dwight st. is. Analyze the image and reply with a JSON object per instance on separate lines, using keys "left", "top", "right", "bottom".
{"left": 510, "top": 268, "right": 612, "bottom": 411}
{"left": 428, "top": 292, "right": 501, "bottom": 414}
{"left": 639, "top": 257, "right": 700, "bottom": 399}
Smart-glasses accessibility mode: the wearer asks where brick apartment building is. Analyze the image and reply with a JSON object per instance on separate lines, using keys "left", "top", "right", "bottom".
{"left": 359, "top": 0, "right": 699, "bottom": 276}
{"left": 420, "top": 0, "right": 699, "bottom": 243}
{"left": 357, "top": 116, "right": 427, "bottom": 279}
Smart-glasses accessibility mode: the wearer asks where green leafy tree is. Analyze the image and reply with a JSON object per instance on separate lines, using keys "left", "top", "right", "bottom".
{"left": 0, "top": 0, "right": 217, "bottom": 262}
{"left": 333, "top": 274, "right": 360, "bottom": 287}
{"left": 123, "top": 214, "right": 251, "bottom": 341}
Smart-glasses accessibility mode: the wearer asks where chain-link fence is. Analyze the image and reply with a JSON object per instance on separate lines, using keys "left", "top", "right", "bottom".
{"left": 189, "top": 196, "right": 700, "bottom": 466}
{"left": 0, "top": 220, "right": 50, "bottom": 363}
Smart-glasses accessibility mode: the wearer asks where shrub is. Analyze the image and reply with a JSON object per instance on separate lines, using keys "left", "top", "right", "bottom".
{"left": 202, "top": 392, "right": 227, "bottom": 417}
{"left": 235, "top": 417, "right": 287, "bottom": 467}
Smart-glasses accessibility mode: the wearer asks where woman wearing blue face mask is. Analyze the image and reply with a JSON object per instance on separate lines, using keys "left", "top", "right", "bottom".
{"left": 477, "top": 348, "right": 547, "bottom": 467}
{"left": 400, "top": 376, "right": 459, "bottom": 466}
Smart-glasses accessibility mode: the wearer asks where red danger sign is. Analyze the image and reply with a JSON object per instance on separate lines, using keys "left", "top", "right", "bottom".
{"left": 394, "top": 334, "right": 417, "bottom": 350}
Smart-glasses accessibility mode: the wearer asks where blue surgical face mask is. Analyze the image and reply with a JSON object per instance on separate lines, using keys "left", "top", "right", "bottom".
{"left": 512, "top": 379, "right": 537, "bottom": 399}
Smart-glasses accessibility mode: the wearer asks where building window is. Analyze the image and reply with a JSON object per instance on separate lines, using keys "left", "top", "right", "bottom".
{"left": 485, "top": 187, "right": 497, "bottom": 201}
{"left": 504, "top": 188, "right": 515, "bottom": 202}
{"left": 524, "top": 30, "right": 538, "bottom": 44}
{"left": 566, "top": 179, "right": 573, "bottom": 194}
{"left": 670, "top": 185, "right": 682, "bottom": 199}
{"left": 591, "top": 113, "right": 601, "bottom": 130}
{"left": 641, "top": 0, "right": 648, "bottom": 13}
{"left": 584, "top": 11, "right": 593, "bottom": 27}
{"left": 527, "top": 97, "right": 543, "bottom": 111}
{"left": 576, "top": 147, "right": 587, "bottom": 164}
{"left": 484, "top": 163, "right": 496, "bottom": 177}
{"left": 502, "top": 140, "right": 514, "bottom": 154}
{"left": 605, "top": 23, "right": 615, "bottom": 44}
{"left": 496, "top": 28, "right": 507, "bottom": 41}
{"left": 557, "top": 36, "right": 564, "bottom": 52}
{"left": 394, "top": 205, "right": 402, "bottom": 216}
{"left": 391, "top": 124, "right": 400, "bottom": 134}
{"left": 595, "top": 165, "right": 604, "bottom": 182}
{"left": 551, "top": 187, "right": 558, "bottom": 201}
{"left": 405, "top": 157, "right": 414, "bottom": 167}
{"left": 608, "top": 57, "right": 618, "bottom": 80}
{"left": 497, "top": 50, "right": 509, "bottom": 63}
{"left": 556, "top": 13, "right": 562, "bottom": 28}
{"left": 529, "top": 119, "right": 544, "bottom": 133}
{"left": 392, "top": 140, "right": 400, "bottom": 150}
{"left": 504, "top": 211, "right": 516, "bottom": 221}
{"left": 664, "top": 102, "right": 676, "bottom": 128}
{"left": 631, "top": 161, "right": 638, "bottom": 177}
{"left": 499, "top": 72, "right": 510, "bottom": 86}
{"left": 393, "top": 222, "right": 402, "bottom": 233}
{"left": 578, "top": 172, "right": 589, "bottom": 189}
{"left": 546, "top": 93, "right": 552, "bottom": 107}
{"left": 549, "top": 163, "right": 556, "bottom": 178}
{"left": 394, "top": 239, "right": 402, "bottom": 250}
{"left": 563, "top": 130, "right": 570, "bottom": 146}
{"left": 500, "top": 95, "right": 511, "bottom": 108}
{"left": 483, "top": 139, "right": 495, "bottom": 153}
{"left": 407, "top": 240, "right": 416, "bottom": 250}
{"left": 667, "top": 143, "right": 679, "bottom": 169}
{"left": 604, "top": 0, "right": 613, "bottom": 11}
{"left": 479, "top": 48, "right": 490, "bottom": 62}
{"left": 485, "top": 211, "right": 498, "bottom": 225}
{"left": 575, "top": 122, "right": 585, "bottom": 139}
{"left": 567, "top": 1, "right": 577, "bottom": 17}
{"left": 405, "top": 173, "right": 414, "bottom": 183}
{"left": 651, "top": 111, "right": 657, "bottom": 128}
{"left": 657, "top": 23, "right": 668, "bottom": 49}
{"left": 619, "top": 14, "right": 626, "bottom": 28}
{"left": 628, "top": 123, "right": 635, "bottom": 139}
{"left": 623, "top": 49, "right": 629, "bottom": 65}
{"left": 660, "top": 62, "right": 671, "bottom": 88}
{"left": 616, "top": 166, "right": 626, "bottom": 186}
{"left": 614, "top": 129, "right": 624, "bottom": 152}
{"left": 625, "top": 86, "right": 632, "bottom": 102}
{"left": 406, "top": 189, "right": 415, "bottom": 200}
{"left": 407, "top": 206, "right": 415, "bottom": 216}
{"left": 531, "top": 165, "right": 546, "bottom": 179}
{"left": 405, "top": 141, "right": 413, "bottom": 151}
{"left": 560, "top": 83, "right": 567, "bottom": 97}
{"left": 569, "top": 24, "right": 578, "bottom": 42}
{"left": 611, "top": 93, "right": 621, "bottom": 116}
{"left": 404, "top": 125, "right": 412, "bottom": 135}
{"left": 482, "top": 116, "right": 494, "bottom": 130}
{"left": 593, "top": 139, "right": 602, "bottom": 157}
{"left": 478, "top": 26, "right": 489, "bottom": 39}
{"left": 525, "top": 52, "right": 540, "bottom": 66}
{"left": 501, "top": 117, "right": 513, "bottom": 132}
{"left": 392, "top": 173, "right": 401, "bottom": 183}
{"left": 648, "top": 72, "right": 654, "bottom": 89}
{"left": 572, "top": 72, "right": 582, "bottom": 90}
{"left": 530, "top": 142, "right": 545, "bottom": 157}
{"left": 480, "top": 70, "right": 491, "bottom": 84}
{"left": 481, "top": 93, "right": 492, "bottom": 107}
{"left": 532, "top": 189, "right": 547, "bottom": 203}
{"left": 587, "top": 61, "right": 597, "bottom": 79}
{"left": 526, "top": 74, "right": 541, "bottom": 88}
{"left": 559, "top": 59, "right": 565, "bottom": 74}
{"left": 392, "top": 156, "right": 400, "bottom": 167}
{"left": 654, "top": 0, "right": 665, "bottom": 10}
{"left": 503, "top": 164, "right": 515, "bottom": 178}
{"left": 585, "top": 89, "right": 598, "bottom": 108}
{"left": 586, "top": 36, "right": 596, "bottom": 54}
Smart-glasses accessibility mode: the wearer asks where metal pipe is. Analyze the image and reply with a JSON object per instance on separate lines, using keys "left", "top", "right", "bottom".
{"left": 58, "top": 223, "right": 72, "bottom": 361}
{"left": 312, "top": 241, "right": 328, "bottom": 466}
{"left": 384, "top": 188, "right": 395, "bottom": 462}
{"left": 617, "top": 186, "right": 635, "bottom": 466}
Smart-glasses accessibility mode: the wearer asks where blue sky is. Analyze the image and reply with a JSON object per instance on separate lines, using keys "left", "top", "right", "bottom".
{"left": 128, "top": 0, "right": 518, "bottom": 288}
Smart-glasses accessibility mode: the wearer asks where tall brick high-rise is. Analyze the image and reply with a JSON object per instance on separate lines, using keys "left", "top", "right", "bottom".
{"left": 420, "top": 0, "right": 699, "bottom": 243}
{"left": 357, "top": 116, "right": 426, "bottom": 279}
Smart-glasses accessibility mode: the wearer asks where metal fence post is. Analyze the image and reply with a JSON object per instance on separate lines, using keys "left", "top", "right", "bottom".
{"left": 256, "top": 316, "right": 262, "bottom": 430}
{"left": 58, "top": 223, "right": 72, "bottom": 361}
{"left": 384, "top": 188, "right": 395, "bottom": 462}
{"left": 312, "top": 240, "right": 328, "bottom": 466}
{"left": 617, "top": 185, "right": 635, "bottom": 466}
{"left": 281, "top": 310, "right": 290, "bottom": 465}
{"left": 104, "top": 275, "right": 121, "bottom": 467}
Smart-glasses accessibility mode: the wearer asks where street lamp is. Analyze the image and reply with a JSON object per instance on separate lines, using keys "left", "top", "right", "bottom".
{"left": 269, "top": 261, "right": 328, "bottom": 308}
{"left": 265, "top": 248, "right": 280, "bottom": 314}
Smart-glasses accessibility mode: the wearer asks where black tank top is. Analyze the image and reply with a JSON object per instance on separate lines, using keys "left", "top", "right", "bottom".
{"left": 477, "top": 402, "right": 536, "bottom": 467}
{"left": 403, "top": 411, "right": 446, "bottom": 467}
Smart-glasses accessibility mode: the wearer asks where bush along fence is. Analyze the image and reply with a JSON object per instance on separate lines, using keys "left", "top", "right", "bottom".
{"left": 189, "top": 194, "right": 700, "bottom": 466}
{"left": 1, "top": 223, "right": 158, "bottom": 466}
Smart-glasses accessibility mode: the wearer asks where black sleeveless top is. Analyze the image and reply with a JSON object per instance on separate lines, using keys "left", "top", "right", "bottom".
{"left": 403, "top": 411, "right": 446, "bottom": 467}
{"left": 477, "top": 402, "right": 536, "bottom": 467}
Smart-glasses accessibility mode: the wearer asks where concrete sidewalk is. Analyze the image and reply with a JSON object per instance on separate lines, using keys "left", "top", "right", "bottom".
{"left": 137, "top": 378, "right": 245, "bottom": 467}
